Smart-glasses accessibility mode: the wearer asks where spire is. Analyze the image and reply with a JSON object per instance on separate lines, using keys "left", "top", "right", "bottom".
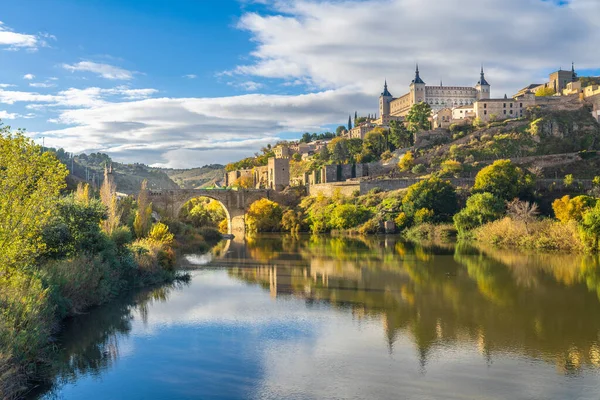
{"left": 412, "top": 64, "right": 425, "bottom": 85}
{"left": 440, "top": 79, "right": 443, "bottom": 87}
{"left": 381, "top": 79, "right": 392, "bottom": 97}
{"left": 478, "top": 65, "right": 490, "bottom": 86}
{"left": 572, "top": 62, "right": 577, "bottom": 82}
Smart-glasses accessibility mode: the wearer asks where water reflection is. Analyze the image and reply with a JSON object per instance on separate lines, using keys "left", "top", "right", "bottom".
{"left": 224, "top": 235, "right": 600, "bottom": 374}
{"left": 33, "top": 235, "right": 600, "bottom": 399}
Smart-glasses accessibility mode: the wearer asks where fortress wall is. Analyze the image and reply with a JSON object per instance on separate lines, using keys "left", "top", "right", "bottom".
{"left": 308, "top": 182, "right": 360, "bottom": 197}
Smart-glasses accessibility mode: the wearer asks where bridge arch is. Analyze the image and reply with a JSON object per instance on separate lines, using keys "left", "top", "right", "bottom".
{"left": 147, "top": 189, "right": 273, "bottom": 236}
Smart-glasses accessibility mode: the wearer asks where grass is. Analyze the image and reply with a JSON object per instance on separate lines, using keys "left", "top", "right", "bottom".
{"left": 473, "top": 217, "right": 584, "bottom": 252}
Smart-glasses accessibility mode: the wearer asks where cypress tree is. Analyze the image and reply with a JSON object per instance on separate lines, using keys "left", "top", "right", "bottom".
{"left": 348, "top": 115, "right": 352, "bottom": 130}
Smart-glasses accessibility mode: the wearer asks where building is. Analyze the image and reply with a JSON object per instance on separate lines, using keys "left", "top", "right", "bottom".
{"left": 224, "top": 157, "right": 290, "bottom": 191}
{"left": 516, "top": 64, "right": 578, "bottom": 96}
{"left": 473, "top": 92, "right": 536, "bottom": 123}
{"left": 378, "top": 65, "right": 491, "bottom": 120}
{"left": 267, "top": 157, "right": 290, "bottom": 191}
{"left": 347, "top": 122, "right": 377, "bottom": 140}
{"left": 432, "top": 108, "right": 452, "bottom": 129}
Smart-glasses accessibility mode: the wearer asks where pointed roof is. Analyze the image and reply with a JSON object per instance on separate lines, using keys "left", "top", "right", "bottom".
{"left": 381, "top": 80, "right": 392, "bottom": 97}
{"left": 478, "top": 65, "right": 490, "bottom": 86}
{"left": 571, "top": 62, "right": 577, "bottom": 82}
{"left": 412, "top": 64, "right": 425, "bottom": 85}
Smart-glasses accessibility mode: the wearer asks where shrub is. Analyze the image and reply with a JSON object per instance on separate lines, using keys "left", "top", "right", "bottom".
{"left": 412, "top": 164, "right": 426, "bottom": 174}
{"left": 329, "top": 204, "right": 371, "bottom": 230}
{"left": 148, "top": 222, "right": 175, "bottom": 246}
{"left": 473, "top": 159, "right": 532, "bottom": 201}
{"left": 414, "top": 208, "right": 435, "bottom": 224}
{"left": 439, "top": 159, "right": 462, "bottom": 177}
{"left": 218, "top": 219, "right": 229, "bottom": 234}
{"left": 398, "top": 151, "right": 414, "bottom": 171}
{"left": 453, "top": 193, "right": 505, "bottom": 235}
{"left": 358, "top": 218, "right": 381, "bottom": 235}
{"left": 394, "top": 212, "right": 410, "bottom": 230}
{"left": 552, "top": 195, "right": 597, "bottom": 223}
{"left": 282, "top": 209, "right": 304, "bottom": 233}
{"left": 402, "top": 177, "right": 458, "bottom": 222}
{"left": 564, "top": 174, "right": 575, "bottom": 188}
{"left": 380, "top": 150, "right": 393, "bottom": 161}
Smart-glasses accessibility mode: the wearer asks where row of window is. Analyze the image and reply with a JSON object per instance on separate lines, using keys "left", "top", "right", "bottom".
{"left": 483, "top": 103, "right": 524, "bottom": 109}
{"left": 483, "top": 110, "right": 524, "bottom": 116}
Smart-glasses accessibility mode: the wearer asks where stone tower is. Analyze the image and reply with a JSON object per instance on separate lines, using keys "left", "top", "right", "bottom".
{"left": 409, "top": 64, "right": 426, "bottom": 105}
{"left": 475, "top": 66, "right": 490, "bottom": 100}
{"left": 379, "top": 80, "right": 393, "bottom": 118}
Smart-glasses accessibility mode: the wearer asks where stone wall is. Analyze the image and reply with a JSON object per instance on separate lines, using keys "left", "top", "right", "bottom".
{"left": 308, "top": 182, "right": 360, "bottom": 197}
{"left": 414, "top": 129, "right": 452, "bottom": 148}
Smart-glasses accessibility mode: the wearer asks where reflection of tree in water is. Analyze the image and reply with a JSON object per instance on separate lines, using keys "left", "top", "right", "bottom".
{"left": 33, "top": 282, "right": 188, "bottom": 399}
{"left": 230, "top": 235, "right": 600, "bottom": 375}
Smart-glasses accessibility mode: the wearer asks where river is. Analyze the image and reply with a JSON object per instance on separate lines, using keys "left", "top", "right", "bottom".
{"left": 32, "top": 235, "right": 600, "bottom": 399}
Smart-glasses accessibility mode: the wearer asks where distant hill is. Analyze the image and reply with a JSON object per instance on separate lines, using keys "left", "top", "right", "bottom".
{"left": 160, "top": 164, "right": 225, "bottom": 189}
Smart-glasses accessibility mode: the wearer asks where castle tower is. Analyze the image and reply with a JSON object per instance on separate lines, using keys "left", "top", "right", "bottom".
{"left": 379, "top": 80, "right": 393, "bottom": 118}
{"left": 475, "top": 66, "right": 490, "bottom": 100}
{"left": 409, "top": 64, "right": 426, "bottom": 106}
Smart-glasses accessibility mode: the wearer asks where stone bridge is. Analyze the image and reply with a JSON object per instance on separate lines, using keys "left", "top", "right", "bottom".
{"left": 148, "top": 189, "right": 274, "bottom": 235}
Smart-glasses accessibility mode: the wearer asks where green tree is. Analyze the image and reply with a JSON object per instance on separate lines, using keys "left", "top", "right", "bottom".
{"left": 536, "top": 86, "right": 556, "bottom": 97}
{"left": 453, "top": 193, "right": 505, "bottom": 235}
{"left": 328, "top": 137, "right": 350, "bottom": 164}
{"left": 406, "top": 102, "right": 432, "bottom": 133}
{"left": 335, "top": 126, "right": 347, "bottom": 136}
{"left": 0, "top": 130, "right": 68, "bottom": 267}
{"left": 363, "top": 128, "right": 387, "bottom": 158}
{"left": 473, "top": 159, "right": 532, "bottom": 201}
{"left": 328, "top": 204, "right": 371, "bottom": 230}
{"left": 580, "top": 202, "right": 600, "bottom": 250}
{"left": 348, "top": 115, "right": 352, "bottom": 131}
{"left": 389, "top": 120, "right": 413, "bottom": 149}
{"left": 402, "top": 177, "right": 458, "bottom": 222}
{"left": 346, "top": 138, "right": 363, "bottom": 159}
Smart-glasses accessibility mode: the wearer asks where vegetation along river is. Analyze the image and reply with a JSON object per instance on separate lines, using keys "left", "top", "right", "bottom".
{"left": 31, "top": 235, "right": 600, "bottom": 399}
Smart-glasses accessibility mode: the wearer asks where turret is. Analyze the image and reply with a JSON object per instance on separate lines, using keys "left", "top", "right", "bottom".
{"left": 476, "top": 65, "right": 490, "bottom": 100}
{"left": 379, "top": 80, "right": 393, "bottom": 118}
{"left": 409, "top": 64, "right": 426, "bottom": 105}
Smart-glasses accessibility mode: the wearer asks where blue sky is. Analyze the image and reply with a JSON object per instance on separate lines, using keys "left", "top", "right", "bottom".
{"left": 0, "top": 0, "right": 599, "bottom": 167}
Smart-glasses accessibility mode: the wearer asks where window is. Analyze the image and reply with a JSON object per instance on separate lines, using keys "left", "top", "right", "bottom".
{"left": 520, "top": 103, "right": 523, "bottom": 108}
{"left": 484, "top": 110, "right": 487, "bottom": 115}
{"left": 510, "top": 110, "right": 513, "bottom": 114}
{"left": 510, "top": 103, "right": 513, "bottom": 108}
{"left": 484, "top": 104, "right": 487, "bottom": 109}
{"left": 503, "top": 110, "right": 507, "bottom": 115}
{"left": 503, "top": 103, "right": 506, "bottom": 108}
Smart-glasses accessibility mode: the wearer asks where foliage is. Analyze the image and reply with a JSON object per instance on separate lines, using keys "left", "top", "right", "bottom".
{"left": 133, "top": 180, "right": 152, "bottom": 238}
{"left": 414, "top": 208, "right": 435, "bottom": 224}
{"left": 99, "top": 167, "right": 121, "bottom": 235}
{"left": 180, "top": 197, "right": 226, "bottom": 228}
{"left": 439, "top": 159, "right": 462, "bottom": 177}
{"left": 552, "top": 195, "right": 597, "bottom": 223}
{"left": 406, "top": 102, "right": 432, "bottom": 133}
{"left": 363, "top": 128, "right": 387, "bottom": 158}
{"left": 232, "top": 175, "right": 254, "bottom": 189}
{"left": 536, "top": 86, "right": 556, "bottom": 97}
{"left": 328, "top": 137, "right": 351, "bottom": 164}
{"left": 346, "top": 138, "right": 364, "bottom": 158}
{"left": 580, "top": 203, "right": 600, "bottom": 250}
{"left": 564, "top": 174, "right": 575, "bottom": 188}
{"left": 398, "top": 151, "right": 415, "bottom": 172}
{"left": 246, "top": 199, "right": 283, "bottom": 232}
{"left": 282, "top": 209, "right": 304, "bottom": 233}
{"left": 147, "top": 222, "right": 175, "bottom": 246}
{"left": 473, "top": 159, "right": 532, "bottom": 201}
{"left": 412, "top": 164, "right": 426, "bottom": 174}
{"left": 389, "top": 120, "right": 413, "bottom": 149}
{"left": 394, "top": 212, "right": 409, "bottom": 230}
{"left": 328, "top": 204, "right": 371, "bottom": 230}
{"left": 401, "top": 177, "right": 458, "bottom": 222}
{"left": 0, "top": 131, "right": 68, "bottom": 268}
{"left": 453, "top": 193, "right": 505, "bottom": 235}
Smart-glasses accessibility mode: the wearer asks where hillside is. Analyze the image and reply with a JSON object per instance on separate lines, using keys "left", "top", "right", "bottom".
{"left": 161, "top": 164, "right": 225, "bottom": 188}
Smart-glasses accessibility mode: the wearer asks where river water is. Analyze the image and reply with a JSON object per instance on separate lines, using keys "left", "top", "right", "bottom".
{"left": 33, "top": 235, "right": 600, "bottom": 399}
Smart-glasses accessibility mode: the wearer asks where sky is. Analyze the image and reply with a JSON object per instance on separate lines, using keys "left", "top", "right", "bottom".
{"left": 0, "top": 0, "right": 599, "bottom": 168}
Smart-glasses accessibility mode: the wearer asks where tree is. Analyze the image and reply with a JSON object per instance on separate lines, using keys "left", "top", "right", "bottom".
{"left": 402, "top": 177, "right": 458, "bottom": 222}
{"left": 406, "top": 102, "right": 432, "bottom": 133}
{"left": 100, "top": 166, "right": 121, "bottom": 235}
{"left": 473, "top": 159, "right": 532, "bottom": 201}
{"left": 580, "top": 202, "right": 600, "bottom": 250}
{"left": 453, "top": 193, "right": 505, "bottom": 235}
{"left": 0, "top": 130, "right": 68, "bottom": 268}
{"left": 328, "top": 204, "right": 370, "bottom": 230}
{"left": 398, "top": 151, "right": 414, "bottom": 172}
{"left": 389, "top": 120, "right": 413, "bottom": 149}
{"left": 348, "top": 115, "right": 352, "bottom": 131}
{"left": 363, "top": 128, "right": 387, "bottom": 158}
{"left": 246, "top": 199, "right": 283, "bottom": 232}
{"left": 328, "top": 137, "right": 350, "bottom": 164}
{"left": 346, "top": 138, "right": 363, "bottom": 159}
{"left": 133, "top": 180, "right": 152, "bottom": 238}
{"left": 552, "top": 195, "right": 597, "bottom": 223}
{"left": 301, "top": 132, "right": 312, "bottom": 143}
{"left": 335, "top": 126, "right": 347, "bottom": 136}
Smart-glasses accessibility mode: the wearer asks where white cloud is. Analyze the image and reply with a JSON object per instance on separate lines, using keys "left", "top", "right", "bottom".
{"left": 62, "top": 61, "right": 135, "bottom": 80}
{"left": 228, "top": 80, "right": 264, "bottom": 91}
{"left": 23, "top": 74, "right": 35, "bottom": 80}
{"left": 29, "top": 82, "right": 56, "bottom": 88}
{"left": 183, "top": 74, "right": 197, "bottom": 79}
{"left": 0, "top": 110, "right": 19, "bottom": 119}
{"left": 0, "top": 21, "right": 46, "bottom": 51}
{"left": 0, "top": 83, "right": 15, "bottom": 88}
{"left": 229, "top": 0, "right": 600, "bottom": 96}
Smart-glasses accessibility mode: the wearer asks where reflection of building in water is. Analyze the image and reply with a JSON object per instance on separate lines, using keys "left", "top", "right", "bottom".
{"left": 269, "top": 266, "right": 294, "bottom": 297}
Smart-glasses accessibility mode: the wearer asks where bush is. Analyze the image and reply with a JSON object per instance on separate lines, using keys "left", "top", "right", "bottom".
{"left": 148, "top": 223, "right": 175, "bottom": 246}
{"left": 329, "top": 204, "right": 371, "bottom": 230}
{"left": 414, "top": 208, "right": 435, "bottom": 224}
{"left": 453, "top": 193, "right": 505, "bottom": 235}
{"left": 552, "top": 195, "right": 597, "bottom": 223}
{"left": 439, "top": 159, "right": 462, "bottom": 177}
{"left": 473, "top": 159, "right": 532, "bottom": 201}
{"left": 394, "top": 212, "right": 410, "bottom": 230}
{"left": 358, "top": 218, "right": 381, "bottom": 235}
{"left": 402, "top": 177, "right": 458, "bottom": 222}
{"left": 412, "top": 164, "right": 426, "bottom": 174}
{"left": 398, "top": 151, "right": 414, "bottom": 171}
